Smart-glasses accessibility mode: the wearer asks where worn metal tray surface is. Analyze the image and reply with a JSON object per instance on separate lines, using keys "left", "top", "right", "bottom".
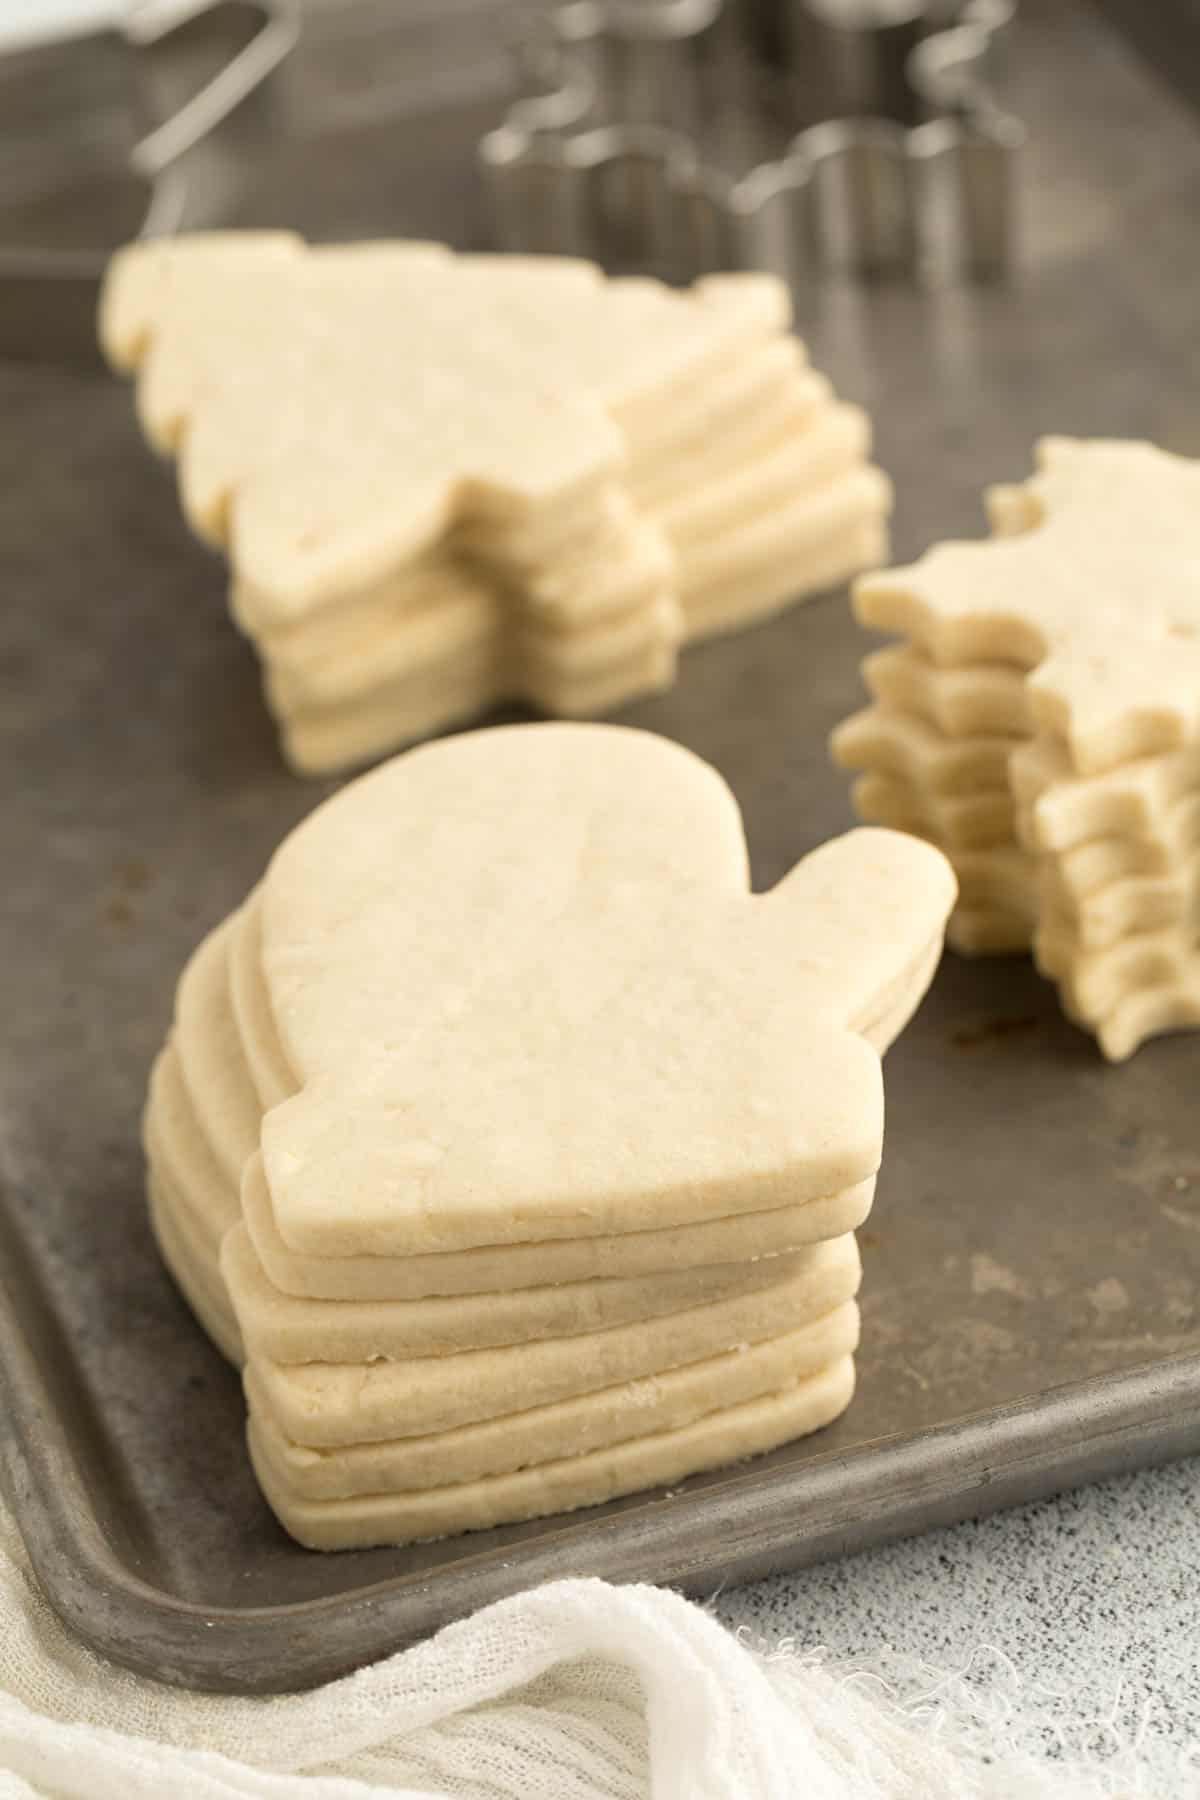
{"left": 2, "top": 0, "right": 1199, "bottom": 1695}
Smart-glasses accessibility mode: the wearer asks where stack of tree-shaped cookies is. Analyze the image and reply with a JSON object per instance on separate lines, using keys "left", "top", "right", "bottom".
{"left": 144, "top": 723, "right": 954, "bottom": 1549}
{"left": 100, "top": 234, "right": 890, "bottom": 775}
{"left": 832, "top": 437, "right": 1200, "bottom": 1059}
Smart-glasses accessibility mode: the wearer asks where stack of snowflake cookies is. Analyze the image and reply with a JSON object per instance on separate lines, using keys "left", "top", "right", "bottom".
{"left": 100, "top": 233, "right": 890, "bottom": 776}
{"left": 832, "top": 437, "right": 1200, "bottom": 1060}
{"left": 143, "top": 723, "right": 954, "bottom": 1549}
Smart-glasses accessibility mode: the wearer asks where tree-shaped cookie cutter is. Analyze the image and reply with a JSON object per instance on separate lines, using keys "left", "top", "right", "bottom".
{"left": 0, "top": 0, "right": 298, "bottom": 362}
{"left": 480, "top": 0, "right": 1022, "bottom": 281}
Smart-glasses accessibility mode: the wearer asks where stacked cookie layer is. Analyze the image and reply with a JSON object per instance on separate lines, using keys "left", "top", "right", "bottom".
{"left": 833, "top": 437, "right": 1200, "bottom": 1058}
{"left": 100, "top": 234, "right": 890, "bottom": 775}
{"left": 831, "top": 643, "right": 1036, "bottom": 957}
{"left": 144, "top": 723, "right": 954, "bottom": 1549}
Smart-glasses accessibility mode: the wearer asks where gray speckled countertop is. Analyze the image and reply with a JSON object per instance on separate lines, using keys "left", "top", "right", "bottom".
{"left": 717, "top": 1457, "right": 1200, "bottom": 1784}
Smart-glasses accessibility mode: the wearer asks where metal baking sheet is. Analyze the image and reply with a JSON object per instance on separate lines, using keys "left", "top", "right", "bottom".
{"left": 2, "top": 0, "right": 1199, "bottom": 1696}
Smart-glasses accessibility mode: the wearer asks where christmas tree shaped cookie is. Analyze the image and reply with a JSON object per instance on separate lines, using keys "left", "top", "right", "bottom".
{"left": 103, "top": 234, "right": 890, "bottom": 773}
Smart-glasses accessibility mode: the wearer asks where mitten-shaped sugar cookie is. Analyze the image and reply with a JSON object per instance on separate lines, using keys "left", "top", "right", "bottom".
{"left": 254, "top": 725, "right": 954, "bottom": 1256}
{"left": 144, "top": 723, "right": 953, "bottom": 1548}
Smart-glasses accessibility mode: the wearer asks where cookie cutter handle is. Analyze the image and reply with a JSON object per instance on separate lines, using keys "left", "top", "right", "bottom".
{"left": 126, "top": 0, "right": 300, "bottom": 180}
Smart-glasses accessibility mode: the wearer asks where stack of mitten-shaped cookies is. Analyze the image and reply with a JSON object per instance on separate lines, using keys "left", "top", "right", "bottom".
{"left": 100, "top": 234, "right": 890, "bottom": 775}
{"left": 144, "top": 723, "right": 954, "bottom": 1548}
{"left": 833, "top": 437, "right": 1200, "bottom": 1059}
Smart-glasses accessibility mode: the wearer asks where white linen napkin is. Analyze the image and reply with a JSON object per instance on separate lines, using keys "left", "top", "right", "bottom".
{"left": 0, "top": 1496, "right": 1157, "bottom": 1799}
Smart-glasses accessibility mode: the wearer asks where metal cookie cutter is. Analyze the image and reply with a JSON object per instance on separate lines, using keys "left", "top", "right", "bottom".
{"left": 0, "top": 0, "right": 298, "bottom": 363}
{"left": 480, "top": 0, "right": 1022, "bottom": 282}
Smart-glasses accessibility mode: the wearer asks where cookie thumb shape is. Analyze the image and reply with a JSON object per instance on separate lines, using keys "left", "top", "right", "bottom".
{"left": 757, "top": 827, "right": 957, "bottom": 1035}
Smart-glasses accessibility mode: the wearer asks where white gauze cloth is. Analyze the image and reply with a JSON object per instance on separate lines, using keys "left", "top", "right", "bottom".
{"left": 0, "top": 1499, "right": 1154, "bottom": 1800}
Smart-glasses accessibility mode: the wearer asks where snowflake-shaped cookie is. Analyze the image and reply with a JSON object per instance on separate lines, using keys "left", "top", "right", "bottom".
{"left": 855, "top": 438, "right": 1200, "bottom": 775}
